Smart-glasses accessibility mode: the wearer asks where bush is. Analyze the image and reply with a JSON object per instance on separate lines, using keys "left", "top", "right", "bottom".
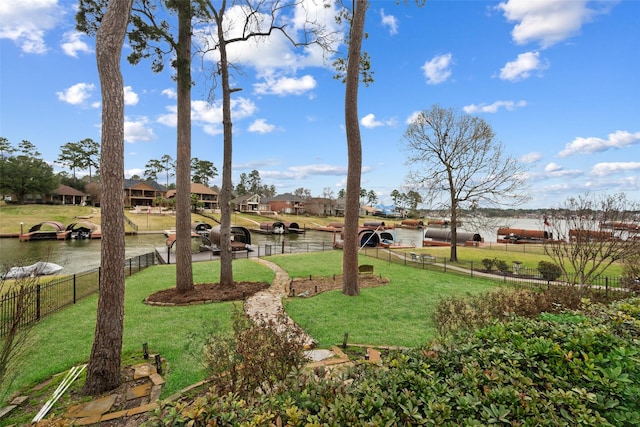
{"left": 432, "top": 285, "right": 631, "bottom": 336}
{"left": 198, "top": 307, "right": 308, "bottom": 397}
{"left": 149, "top": 298, "right": 640, "bottom": 426}
{"left": 538, "top": 260, "right": 562, "bottom": 281}
{"left": 481, "top": 258, "right": 495, "bottom": 270}
{"left": 494, "top": 259, "right": 509, "bottom": 274}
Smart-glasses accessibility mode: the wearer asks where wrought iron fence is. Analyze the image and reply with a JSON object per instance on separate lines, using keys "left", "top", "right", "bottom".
{"left": 359, "top": 247, "right": 634, "bottom": 295}
{"left": 233, "top": 241, "right": 336, "bottom": 258}
{"left": 0, "top": 252, "right": 157, "bottom": 337}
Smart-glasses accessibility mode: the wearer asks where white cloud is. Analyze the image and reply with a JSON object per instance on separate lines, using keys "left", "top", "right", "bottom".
{"left": 254, "top": 74, "right": 316, "bottom": 96}
{"left": 421, "top": 53, "right": 453, "bottom": 85}
{"left": 545, "top": 162, "right": 563, "bottom": 173}
{"left": 124, "top": 86, "right": 139, "bottom": 106}
{"left": 248, "top": 118, "right": 276, "bottom": 134}
{"left": 125, "top": 117, "right": 156, "bottom": 143}
{"left": 405, "top": 111, "right": 422, "bottom": 125}
{"left": 499, "top": 51, "right": 547, "bottom": 81}
{"left": 361, "top": 114, "right": 383, "bottom": 129}
{"left": 288, "top": 164, "right": 348, "bottom": 177}
{"left": 0, "top": 0, "right": 65, "bottom": 54}
{"left": 361, "top": 113, "right": 396, "bottom": 129}
{"left": 158, "top": 97, "right": 257, "bottom": 136}
{"left": 125, "top": 168, "right": 144, "bottom": 178}
{"left": 497, "top": 0, "right": 612, "bottom": 48}
{"left": 380, "top": 9, "right": 398, "bottom": 35}
{"left": 464, "top": 100, "right": 527, "bottom": 113}
{"left": 56, "top": 83, "right": 96, "bottom": 106}
{"left": 161, "top": 88, "right": 177, "bottom": 99}
{"left": 520, "top": 152, "right": 542, "bottom": 163}
{"left": 590, "top": 162, "right": 640, "bottom": 177}
{"left": 61, "top": 31, "right": 92, "bottom": 57}
{"left": 559, "top": 130, "right": 640, "bottom": 157}
{"left": 530, "top": 162, "right": 582, "bottom": 179}
{"left": 196, "top": 2, "right": 342, "bottom": 75}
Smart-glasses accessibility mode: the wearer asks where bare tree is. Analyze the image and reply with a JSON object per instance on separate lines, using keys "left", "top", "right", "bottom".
{"left": 199, "top": 0, "right": 338, "bottom": 286}
{"left": 543, "top": 192, "right": 640, "bottom": 285}
{"left": 403, "top": 105, "right": 530, "bottom": 262}
{"left": 82, "top": 0, "right": 133, "bottom": 396}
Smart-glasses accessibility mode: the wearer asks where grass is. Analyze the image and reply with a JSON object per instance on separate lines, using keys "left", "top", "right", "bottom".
{"left": 0, "top": 204, "right": 355, "bottom": 235}
{"left": 394, "top": 245, "right": 625, "bottom": 277}
{"left": 0, "top": 204, "right": 100, "bottom": 234}
{"left": 2, "top": 259, "right": 274, "bottom": 403}
{"left": 274, "top": 251, "right": 504, "bottom": 348}
{"left": 3, "top": 245, "right": 626, "bottom": 405}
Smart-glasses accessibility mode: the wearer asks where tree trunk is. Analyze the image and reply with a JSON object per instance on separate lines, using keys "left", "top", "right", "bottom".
{"left": 175, "top": 0, "right": 194, "bottom": 293}
{"left": 217, "top": 13, "right": 234, "bottom": 287}
{"left": 83, "top": 0, "right": 132, "bottom": 396}
{"left": 448, "top": 167, "right": 458, "bottom": 262}
{"left": 342, "top": 0, "right": 367, "bottom": 296}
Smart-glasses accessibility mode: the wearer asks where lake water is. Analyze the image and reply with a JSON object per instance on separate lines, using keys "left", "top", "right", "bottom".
{"left": 0, "top": 218, "right": 545, "bottom": 276}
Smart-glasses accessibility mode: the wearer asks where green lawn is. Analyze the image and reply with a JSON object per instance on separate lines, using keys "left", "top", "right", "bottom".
{"left": 3, "top": 247, "right": 611, "bottom": 405}
{"left": 3, "top": 259, "right": 274, "bottom": 402}
{"left": 274, "top": 251, "right": 504, "bottom": 348}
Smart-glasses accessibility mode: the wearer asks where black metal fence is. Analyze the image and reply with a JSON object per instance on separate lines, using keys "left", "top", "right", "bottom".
{"left": 0, "top": 252, "right": 157, "bottom": 338}
{"left": 231, "top": 241, "right": 336, "bottom": 258}
{"left": 359, "top": 247, "right": 634, "bottom": 294}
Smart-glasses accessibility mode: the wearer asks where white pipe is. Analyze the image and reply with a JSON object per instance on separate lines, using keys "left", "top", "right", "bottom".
{"left": 33, "top": 364, "right": 86, "bottom": 422}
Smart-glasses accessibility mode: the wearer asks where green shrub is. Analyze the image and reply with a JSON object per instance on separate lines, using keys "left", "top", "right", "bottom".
{"left": 538, "top": 260, "right": 562, "bottom": 281}
{"left": 432, "top": 285, "right": 631, "bottom": 336}
{"left": 188, "top": 307, "right": 307, "bottom": 398}
{"left": 494, "top": 258, "right": 509, "bottom": 273}
{"left": 481, "top": 258, "right": 495, "bottom": 270}
{"left": 149, "top": 298, "right": 640, "bottom": 426}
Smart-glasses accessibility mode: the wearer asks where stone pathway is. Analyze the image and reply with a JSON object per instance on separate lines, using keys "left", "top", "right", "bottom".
{"left": 245, "top": 258, "right": 317, "bottom": 349}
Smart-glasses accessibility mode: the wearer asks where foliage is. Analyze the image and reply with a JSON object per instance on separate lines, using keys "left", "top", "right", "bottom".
{"left": 538, "top": 260, "right": 563, "bottom": 281}
{"left": 193, "top": 307, "right": 307, "bottom": 398}
{"left": 481, "top": 258, "right": 494, "bottom": 270}
{"left": 432, "top": 285, "right": 630, "bottom": 337}
{"left": 0, "top": 139, "right": 59, "bottom": 204}
{"left": 147, "top": 298, "right": 640, "bottom": 426}
{"left": 145, "top": 155, "right": 175, "bottom": 188}
{"left": 56, "top": 138, "right": 100, "bottom": 182}
{"left": 235, "top": 170, "right": 275, "bottom": 198}
{"left": 494, "top": 258, "right": 509, "bottom": 273}
{"left": 190, "top": 157, "right": 217, "bottom": 186}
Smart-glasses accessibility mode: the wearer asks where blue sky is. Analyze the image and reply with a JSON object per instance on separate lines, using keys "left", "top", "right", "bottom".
{"left": 1, "top": 0, "right": 639, "bottom": 209}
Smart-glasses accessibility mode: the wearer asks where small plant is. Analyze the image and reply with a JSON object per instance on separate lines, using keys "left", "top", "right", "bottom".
{"left": 202, "top": 306, "right": 308, "bottom": 397}
{"left": 538, "top": 261, "right": 562, "bottom": 281}
{"left": 494, "top": 259, "right": 509, "bottom": 274}
{"left": 481, "top": 258, "right": 494, "bottom": 271}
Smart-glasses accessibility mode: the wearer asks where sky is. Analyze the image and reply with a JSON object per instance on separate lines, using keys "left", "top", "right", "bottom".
{"left": 1, "top": 0, "right": 639, "bottom": 209}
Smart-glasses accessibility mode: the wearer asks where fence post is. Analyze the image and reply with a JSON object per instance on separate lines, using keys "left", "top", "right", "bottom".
{"left": 443, "top": 258, "right": 446, "bottom": 273}
{"left": 281, "top": 240, "right": 285, "bottom": 254}
{"left": 470, "top": 261, "right": 473, "bottom": 278}
{"left": 605, "top": 277, "right": 609, "bottom": 297}
{"left": 36, "top": 284, "right": 41, "bottom": 321}
{"left": 73, "top": 274, "right": 77, "bottom": 304}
